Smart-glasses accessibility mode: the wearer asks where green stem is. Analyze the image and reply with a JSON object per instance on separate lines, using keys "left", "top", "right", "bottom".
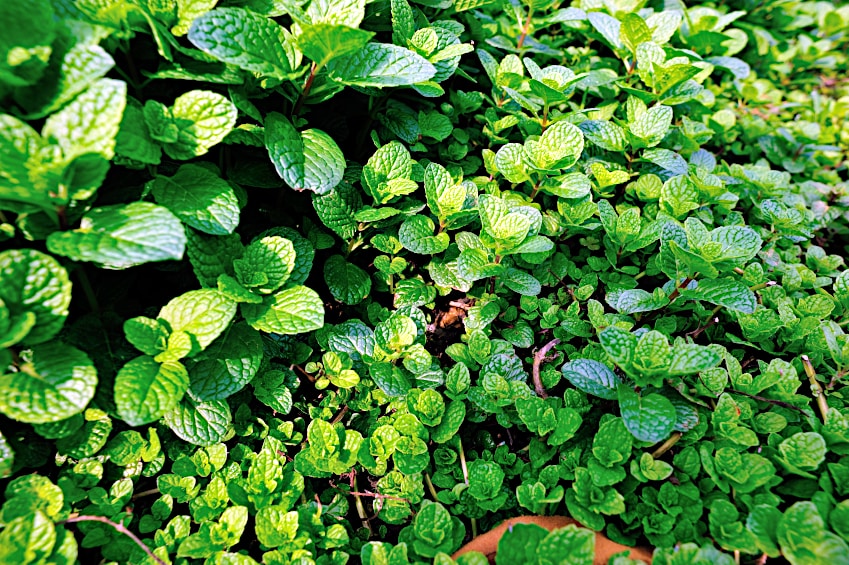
{"left": 424, "top": 473, "right": 439, "bottom": 501}
{"left": 802, "top": 354, "right": 829, "bottom": 422}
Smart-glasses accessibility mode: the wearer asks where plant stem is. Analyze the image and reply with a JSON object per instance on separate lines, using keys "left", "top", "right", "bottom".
{"left": 61, "top": 515, "right": 166, "bottom": 565}
{"left": 532, "top": 338, "right": 560, "bottom": 398}
{"left": 458, "top": 439, "right": 469, "bottom": 486}
{"left": 651, "top": 432, "right": 682, "bottom": 458}
{"left": 294, "top": 62, "right": 318, "bottom": 115}
{"left": 725, "top": 389, "right": 808, "bottom": 414}
{"left": 352, "top": 476, "right": 373, "bottom": 536}
{"left": 131, "top": 488, "right": 160, "bottom": 500}
{"left": 424, "top": 473, "right": 439, "bottom": 501}
{"left": 802, "top": 354, "right": 829, "bottom": 421}
{"left": 517, "top": 8, "right": 534, "bottom": 49}
{"left": 667, "top": 276, "right": 694, "bottom": 302}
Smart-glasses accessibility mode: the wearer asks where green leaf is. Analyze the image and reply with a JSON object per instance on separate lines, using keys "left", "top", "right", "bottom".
{"left": 265, "top": 112, "right": 344, "bottom": 195}
{"left": 296, "top": 23, "right": 374, "bottom": 68}
{"left": 159, "top": 289, "right": 237, "bottom": 356}
{"left": 598, "top": 326, "right": 637, "bottom": 368}
{"left": 152, "top": 164, "right": 240, "bottom": 235}
{"left": 164, "top": 397, "right": 232, "bottom": 446}
{"left": 0, "top": 511, "right": 56, "bottom": 564}
{"left": 606, "top": 288, "right": 669, "bottom": 314}
{"left": 362, "top": 141, "right": 414, "bottom": 203}
{"left": 561, "top": 358, "right": 621, "bottom": 400}
{"left": 0, "top": 344, "right": 96, "bottom": 424}
{"left": 537, "top": 525, "right": 594, "bottom": 565}
{"left": 242, "top": 285, "right": 324, "bottom": 334}
{"left": 42, "top": 78, "right": 126, "bottom": 161}
{"left": 188, "top": 8, "right": 300, "bottom": 80}
{"left": 620, "top": 13, "right": 652, "bottom": 54}
{"left": 163, "top": 90, "right": 238, "bottom": 160}
{"left": 0, "top": 249, "right": 71, "bottom": 346}
{"left": 778, "top": 432, "right": 826, "bottom": 472}
{"left": 618, "top": 385, "right": 677, "bottom": 443}
{"left": 679, "top": 277, "right": 757, "bottom": 313}
{"left": 629, "top": 105, "right": 673, "bottom": 148}
{"left": 234, "top": 236, "right": 295, "bottom": 294}
{"left": 541, "top": 172, "right": 591, "bottom": 198}
{"left": 399, "top": 215, "right": 449, "bottom": 254}
{"left": 255, "top": 506, "right": 299, "bottom": 548}
{"left": 535, "top": 120, "right": 584, "bottom": 170}
{"left": 188, "top": 322, "right": 263, "bottom": 400}
{"left": 668, "top": 344, "right": 722, "bottom": 374}
{"left": 47, "top": 202, "right": 186, "bottom": 269}
{"left": 114, "top": 356, "right": 189, "bottom": 426}
{"left": 328, "top": 43, "right": 436, "bottom": 87}
{"left": 424, "top": 162, "right": 465, "bottom": 221}
{"left": 324, "top": 255, "right": 371, "bottom": 305}
{"left": 312, "top": 182, "right": 361, "bottom": 240}
{"left": 580, "top": 120, "right": 627, "bottom": 152}
{"left": 0, "top": 0, "right": 55, "bottom": 88}
{"left": 496, "top": 523, "right": 548, "bottom": 565}
{"left": 307, "top": 0, "right": 366, "bottom": 26}
{"left": 494, "top": 143, "right": 529, "bottom": 184}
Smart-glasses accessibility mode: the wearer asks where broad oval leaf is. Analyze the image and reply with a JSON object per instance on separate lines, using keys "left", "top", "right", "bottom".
{"left": 0, "top": 249, "right": 71, "bottom": 346}
{"left": 328, "top": 43, "right": 436, "bottom": 87}
{"left": 46, "top": 202, "right": 187, "bottom": 269}
{"left": 151, "top": 164, "right": 240, "bottom": 235}
{"left": 188, "top": 322, "right": 264, "bottom": 401}
{"left": 618, "top": 385, "right": 677, "bottom": 442}
{"left": 0, "top": 344, "right": 96, "bottom": 424}
{"left": 164, "top": 396, "right": 232, "bottom": 446}
{"left": 265, "top": 112, "right": 345, "bottom": 195}
{"left": 159, "top": 289, "right": 238, "bottom": 356}
{"left": 114, "top": 355, "right": 189, "bottom": 426}
{"left": 324, "top": 255, "right": 371, "bottom": 305}
{"left": 561, "top": 358, "right": 621, "bottom": 400}
{"left": 242, "top": 285, "right": 324, "bottom": 335}
{"left": 398, "top": 215, "right": 449, "bottom": 255}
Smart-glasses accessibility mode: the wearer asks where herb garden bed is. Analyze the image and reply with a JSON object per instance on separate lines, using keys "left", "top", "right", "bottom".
{"left": 1, "top": 0, "right": 849, "bottom": 564}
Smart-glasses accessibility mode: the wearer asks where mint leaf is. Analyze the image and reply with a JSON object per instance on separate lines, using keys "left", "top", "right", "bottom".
{"left": 164, "top": 397, "right": 232, "bottom": 446}
{"left": 328, "top": 43, "right": 436, "bottom": 87}
{"left": 265, "top": 112, "right": 345, "bottom": 195}
{"left": 580, "top": 120, "right": 627, "bottom": 152}
{"left": 188, "top": 322, "right": 263, "bottom": 401}
{"left": 399, "top": 215, "right": 450, "bottom": 255}
{"left": 152, "top": 164, "right": 240, "bottom": 235}
{"left": 242, "top": 285, "right": 324, "bottom": 334}
{"left": 234, "top": 236, "right": 296, "bottom": 294}
{"left": 561, "top": 358, "right": 621, "bottom": 400}
{"left": 159, "top": 289, "right": 237, "bottom": 356}
{"left": 296, "top": 24, "right": 374, "bottom": 68}
{"left": 0, "top": 249, "right": 71, "bottom": 346}
{"left": 618, "top": 386, "right": 677, "bottom": 442}
{"left": 42, "top": 78, "right": 126, "bottom": 161}
{"left": 0, "top": 344, "right": 96, "bottom": 424}
{"left": 188, "top": 8, "right": 300, "bottom": 80}
{"left": 324, "top": 255, "right": 371, "bottom": 305}
{"left": 47, "top": 202, "right": 187, "bottom": 269}
{"left": 114, "top": 356, "right": 189, "bottom": 426}
{"left": 629, "top": 105, "right": 673, "bottom": 148}
{"left": 163, "top": 90, "right": 238, "bottom": 160}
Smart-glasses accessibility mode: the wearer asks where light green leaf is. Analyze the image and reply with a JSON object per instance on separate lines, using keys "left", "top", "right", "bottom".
{"left": 606, "top": 288, "right": 669, "bottom": 314}
{"left": 234, "top": 236, "right": 295, "bottom": 294}
{"left": 164, "top": 90, "right": 238, "bottom": 160}
{"left": 242, "top": 285, "right": 324, "bottom": 334}
{"left": 494, "top": 143, "right": 529, "bottom": 184}
{"left": 668, "top": 345, "right": 722, "bottom": 374}
{"left": 307, "top": 0, "right": 365, "bottom": 26}
{"left": 0, "top": 249, "right": 71, "bottom": 346}
{"left": 42, "top": 78, "right": 126, "bottom": 161}
{"left": 536, "top": 120, "right": 584, "bottom": 169}
{"left": 599, "top": 326, "right": 637, "bottom": 368}
{"left": 312, "top": 182, "right": 361, "bottom": 240}
{"left": 328, "top": 43, "right": 436, "bottom": 87}
{"left": 188, "top": 8, "right": 300, "bottom": 80}
{"left": 115, "top": 356, "right": 189, "bottom": 426}
{"left": 47, "top": 202, "right": 186, "bottom": 269}
{"left": 618, "top": 386, "right": 677, "bottom": 442}
{"left": 502, "top": 268, "right": 541, "bottom": 296}
{"left": 296, "top": 23, "right": 374, "bottom": 68}
{"left": 164, "top": 397, "right": 232, "bottom": 446}
{"left": 588, "top": 12, "right": 622, "bottom": 50}
{"left": 399, "top": 215, "right": 449, "bottom": 255}
{"left": 255, "top": 506, "right": 299, "bottom": 548}
{"left": 265, "top": 112, "right": 344, "bottom": 195}
{"left": 324, "top": 255, "right": 371, "bottom": 305}
{"left": 629, "top": 105, "right": 672, "bottom": 148}
{"left": 152, "top": 164, "right": 240, "bottom": 235}
{"left": 620, "top": 13, "right": 651, "bottom": 54}
{"left": 679, "top": 277, "right": 757, "bottom": 313}
{"left": 424, "top": 162, "right": 465, "bottom": 220}
{"left": 159, "top": 289, "right": 237, "bottom": 355}
{"left": 0, "top": 344, "right": 96, "bottom": 424}
{"left": 579, "top": 120, "right": 627, "bottom": 152}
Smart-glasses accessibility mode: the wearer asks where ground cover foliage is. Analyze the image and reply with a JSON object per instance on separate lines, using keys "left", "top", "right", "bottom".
{"left": 1, "top": 0, "right": 849, "bottom": 563}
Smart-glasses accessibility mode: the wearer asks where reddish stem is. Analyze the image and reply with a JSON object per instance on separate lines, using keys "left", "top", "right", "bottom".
{"left": 293, "top": 62, "right": 318, "bottom": 115}
{"left": 61, "top": 515, "right": 166, "bottom": 565}
{"left": 533, "top": 338, "right": 560, "bottom": 398}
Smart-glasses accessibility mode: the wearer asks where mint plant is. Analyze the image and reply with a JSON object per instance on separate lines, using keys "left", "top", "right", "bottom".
{"left": 2, "top": 0, "right": 849, "bottom": 564}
